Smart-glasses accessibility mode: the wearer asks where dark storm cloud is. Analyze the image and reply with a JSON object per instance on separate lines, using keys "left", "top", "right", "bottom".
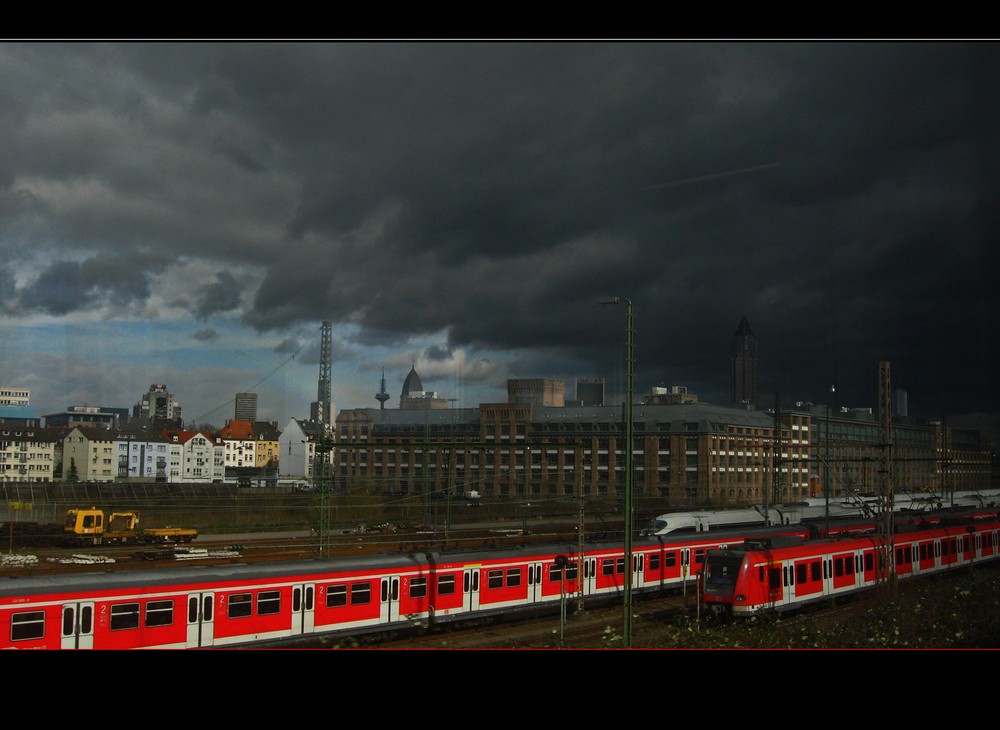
{"left": 273, "top": 338, "right": 300, "bottom": 354}
{"left": 2, "top": 42, "right": 998, "bottom": 421}
{"left": 195, "top": 271, "right": 243, "bottom": 319}
{"left": 190, "top": 328, "right": 219, "bottom": 342}
{"left": 16, "top": 251, "right": 162, "bottom": 315}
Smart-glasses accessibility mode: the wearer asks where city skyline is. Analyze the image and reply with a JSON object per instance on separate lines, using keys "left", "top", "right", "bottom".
{"left": 0, "top": 43, "right": 997, "bottom": 435}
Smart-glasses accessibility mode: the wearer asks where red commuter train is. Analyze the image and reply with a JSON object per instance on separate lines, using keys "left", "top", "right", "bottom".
{"left": 700, "top": 513, "right": 1000, "bottom": 618}
{"left": 0, "top": 508, "right": 994, "bottom": 649}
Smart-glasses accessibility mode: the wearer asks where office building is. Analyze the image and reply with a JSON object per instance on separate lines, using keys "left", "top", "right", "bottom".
{"left": 731, "top": 316, "right": 758, "bottom": 408}
{"left": 235, "top": 392, "right": 258, "bottom": 421}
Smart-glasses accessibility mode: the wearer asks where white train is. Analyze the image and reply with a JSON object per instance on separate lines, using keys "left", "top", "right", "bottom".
{"left": 640, "top": 489, "right": 1000, "bottom": 536}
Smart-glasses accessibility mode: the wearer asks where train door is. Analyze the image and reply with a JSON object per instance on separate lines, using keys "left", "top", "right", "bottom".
{"left": 581, "top": 556, "right": 596, "bottom": 597}
{"left": 527, "top": 561, "right": 544, "bottom": 603}
{"left": 680, "top": 548, "right": 692, "bottom": 586}
{"left": 185, "top": 592, "right": 215, "bottom": 648}
{"left": 463, "top": 567, "right": 481, "bottom": 612}
{"left": 60, "top": 602, "right": 94, "bottom": 649}
{"left": 631, "top": 552, "right": 644, "bottom": 591}
{"left": 291, "top": 583, "right": 315, "bottom": 635}
{"left": 379, "top": 576, "right": 400, "bottom": 623}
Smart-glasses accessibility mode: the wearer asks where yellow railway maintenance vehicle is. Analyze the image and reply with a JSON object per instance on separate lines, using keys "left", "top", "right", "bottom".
{"left": 64, "top": 507, "right": 198, "bottom": 546}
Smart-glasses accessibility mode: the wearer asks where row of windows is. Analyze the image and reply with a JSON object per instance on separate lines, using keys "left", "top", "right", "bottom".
{"left": 14, "top": 531, "right": 996, "bottom": 642}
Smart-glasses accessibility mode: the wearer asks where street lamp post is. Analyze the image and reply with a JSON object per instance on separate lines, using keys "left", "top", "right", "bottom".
{"left": 825, "top": 384, "right": 835, "bottom": 534}
{"left": 603, "top": 296, "right": 633, "bottom": 648}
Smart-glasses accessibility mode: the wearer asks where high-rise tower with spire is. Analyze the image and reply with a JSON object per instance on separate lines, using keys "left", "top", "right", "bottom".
{"left": 731, "top": 316, "right": 757, "bottom": 408}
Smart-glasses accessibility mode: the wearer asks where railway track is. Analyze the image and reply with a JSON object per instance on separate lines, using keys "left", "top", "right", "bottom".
{"left": 0, "top": 524, "right": 591, "bottom": 576}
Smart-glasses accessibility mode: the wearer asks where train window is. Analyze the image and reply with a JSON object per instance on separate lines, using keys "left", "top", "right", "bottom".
{"left": 694, "top": 549, "right": 705, "bottom": 564}
{"left": 919, "top": 544, "right": 928, "bottom": 561}
{"left": 564, "top": 563, "right": 578, "bottom": 581}
{"left": 616, "top": 557, "right": 625, "bottom": 574}
{"left": 845, "top": 557, "right": 854, "bottom": 576}
{"left": 769, "top": 567, "right": 780, "bottom": 590}
{"left": 602, "top": 558, "right": 615, "bottom": 576}
{"left": 351, "top": 582, "right": 372, "bottom": 605}
{"left": 327, "top": 585, "right": 348, "bottom": 607}
{"left": 488, "top": 569, "right": 504, "bottom": 589}
{"left": 227, "top": 594, "right": 253, "bottom": 619}
{"left": 664, "top": 552, "right": 676, "bottom": 568}
{"left": 409, "top": 577, "right": 428, "bottom": 599}
{"left": 110, "top": 603, "right": 140, "bottom": 630}
{"left": 145, "top": 600, "right": 174, "bottom": 628}
{"left": 796, "top": 564, "right": 807, "bottom": 584}
{"left": 257, "top": 591, "right": 281, "bottom": 616}
{"left": 648, "top": 553, "right": 660, "bottom": 570}
{"left": 549, "top": 564, "right": 563, "bottom": 582}
{"left": 811, "top": 562, "right": 821, "bottom": 581}
{"left": 11, "top": 611, "right": 44, "bottom": 642}
{"left": 438, "top": 574, "right": 456, "bottom": 595}
{"left": 506, "top": 568, "right": 522, "bottom": 587}
{"left": 835, "top": 558, "right": 844, "bottom": 577}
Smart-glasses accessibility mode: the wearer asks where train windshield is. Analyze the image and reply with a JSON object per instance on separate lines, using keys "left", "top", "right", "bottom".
{"left": 702, "top": 552, "right": 743, "bottom": 596}
{"left": 642, "top": 518, "right": 667, "bottom": 535}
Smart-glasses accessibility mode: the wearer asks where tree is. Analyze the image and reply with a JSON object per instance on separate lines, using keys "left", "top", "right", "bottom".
{"left": 66, "top": 458, "right": 79, "bottom": 483}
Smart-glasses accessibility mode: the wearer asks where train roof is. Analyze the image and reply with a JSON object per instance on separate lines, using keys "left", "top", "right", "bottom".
{"left": 0, "top": 552, "right": 433, "bottom": 599}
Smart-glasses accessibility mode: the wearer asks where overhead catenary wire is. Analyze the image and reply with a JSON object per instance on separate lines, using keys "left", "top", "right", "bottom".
{"left": 187, "top": 323, "right": 322, "bottom": 426}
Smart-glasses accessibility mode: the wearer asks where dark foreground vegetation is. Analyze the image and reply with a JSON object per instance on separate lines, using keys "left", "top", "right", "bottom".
{"left": 621, "top": 564, "right": 1000, "bottom": 650}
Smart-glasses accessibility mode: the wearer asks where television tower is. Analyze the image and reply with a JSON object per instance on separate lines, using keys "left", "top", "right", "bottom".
{"left": 375, "top": 367, "right": 391, "bottom": 409}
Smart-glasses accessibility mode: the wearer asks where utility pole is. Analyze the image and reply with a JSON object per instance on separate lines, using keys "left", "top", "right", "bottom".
{"left": 576, "top": 446, "right": 586, "bottom": 614}
{"left": 876, "top": 361, "right": 896, "bottom": 596}
{"left": 602, "top": 296, "right": 633, "bottom": 647}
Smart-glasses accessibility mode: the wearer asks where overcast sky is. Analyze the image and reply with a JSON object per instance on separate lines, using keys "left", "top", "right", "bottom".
{"left": 1, "top": 41, "right": 998, "bottom": 431}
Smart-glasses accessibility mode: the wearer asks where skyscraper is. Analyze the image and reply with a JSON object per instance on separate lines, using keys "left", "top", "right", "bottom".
{"left": 576, "top": 377, "right": 605, "bottom": 406}
{"left": 133, "top": 384, "right": 182, "bottom": 425}
{"left": 235, "top": 392, "right": 258, "bottom": 421}
{"left": 731, "top": 316, "right": 757, "bottom": 408}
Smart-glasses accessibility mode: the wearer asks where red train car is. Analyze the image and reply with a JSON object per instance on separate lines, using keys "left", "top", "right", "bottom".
{"left": 0, "top": 508, "right": 994, "bottom": 649}
{"left": 700, "top": 515, "right": 1000, "bottom": 618}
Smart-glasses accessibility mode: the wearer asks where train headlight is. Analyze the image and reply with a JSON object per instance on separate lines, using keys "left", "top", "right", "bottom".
{"left": 735, "top": 595, "right": 746, "bottom": 603}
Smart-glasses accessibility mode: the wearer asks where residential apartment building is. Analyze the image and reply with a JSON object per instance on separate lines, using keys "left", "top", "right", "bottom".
{"left": 159, "top": 430, "right": 225, "bottom": 483}
{"left": 252, "top": 421, "right": 281, "bottom": 471}
{"left": 277, "top": 418, "right": 326, "bottom": 482}
{"left": 0, "top": 425, "right": 58, "bottom": 482}
{"left": 115, "top": 431, "right": 178, "bottom": 481}
{"left": 215, "top": 419, "right": 281, "bottom": 474}
{"left": 62, "top": 426, "right": 120, "bottom": 482}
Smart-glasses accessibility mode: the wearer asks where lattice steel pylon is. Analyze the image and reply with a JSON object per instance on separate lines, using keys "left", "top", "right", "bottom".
{"left": 317, "top": 321, "right": 333, "bottom": 556}
{"left": 875, "top": 360, "right": 897, "bottom": 596}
